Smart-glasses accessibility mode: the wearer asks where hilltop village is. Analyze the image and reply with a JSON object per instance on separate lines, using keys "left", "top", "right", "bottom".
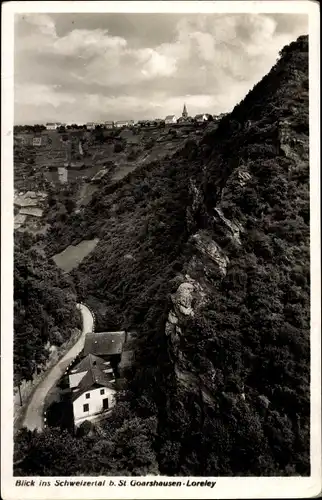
{"left": 14, "top": 104, "right": 227, "bottom": 234}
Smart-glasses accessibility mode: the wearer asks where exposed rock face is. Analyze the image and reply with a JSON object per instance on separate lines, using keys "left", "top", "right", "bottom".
{"left": 213, "top": 207, "right": 243, "bottom": 245}
{"left": 190, "top": 230, "right": 229, "bottom": 276}
{"left": 166, "top": 274, "right": 207, "bottom": 344}
{"left": 186, "top": 178, "right": 204, "bottom": 231}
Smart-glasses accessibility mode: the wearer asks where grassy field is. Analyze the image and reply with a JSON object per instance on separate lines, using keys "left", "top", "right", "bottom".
{"left": 53, "top": 238, "right": 99, "bottom": 273}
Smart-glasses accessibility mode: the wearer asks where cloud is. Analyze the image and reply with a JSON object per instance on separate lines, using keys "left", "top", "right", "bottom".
{"left": 15, "top": 83, "right": 75, "bottom": 107}
{"left": 14, "top": 13, "right": 308, "bottom": 124}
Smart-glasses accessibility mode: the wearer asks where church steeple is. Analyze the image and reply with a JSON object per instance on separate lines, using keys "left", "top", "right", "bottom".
{"left": 182, "top": 103, "right": 188, "bottom": 119}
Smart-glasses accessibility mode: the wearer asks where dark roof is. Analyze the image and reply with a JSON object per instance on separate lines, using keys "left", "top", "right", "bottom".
{"left": 70, "top": 353, "right": 111, "bottom": 375}
{"left": 83, "top": 331, "right": 126, "bottom": 356}
{"left": 71, "top": 354, "right": 116, "bottom": 402}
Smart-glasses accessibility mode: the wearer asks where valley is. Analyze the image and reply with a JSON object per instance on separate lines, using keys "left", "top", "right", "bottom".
{"left": 13, "top": 34, "right": 311, "bottom": 478}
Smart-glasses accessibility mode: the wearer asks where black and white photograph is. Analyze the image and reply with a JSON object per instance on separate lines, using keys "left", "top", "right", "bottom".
{"left": 1, "top": 1, "right": 321, "bottom": 499}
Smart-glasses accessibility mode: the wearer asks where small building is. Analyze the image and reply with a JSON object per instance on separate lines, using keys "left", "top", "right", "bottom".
{"left": 46, "top": 123, "right": 59, "bottom": 130}
{"left": 165, "top": 115, "right": 177, "bottom": 125}
{"left": 69, "top": 354, "right": 114, "bottom": 388}
{"left": 69, "top": 354, "right": 116, "bottom": 426}
{"left": 177, "top": 116, "right": 188, "bottom": 124}
{"left": 86, "top": 122, "right": 97, "bottom": 130}
{"left": 194, "top": 114, "right": 208, "bottom": 123}
{"left": 32, "top": 137, "right": 42, "bottom": 147}
{"left": 104, "top": 121, "right": 114, "bottom": 129}
{"left": 115, "top": 120, "right": 129, "bottom": 129}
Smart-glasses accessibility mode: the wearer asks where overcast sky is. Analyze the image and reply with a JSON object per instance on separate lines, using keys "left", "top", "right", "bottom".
{"left": 14, "top": 12, "right": 308, "bottom": 124}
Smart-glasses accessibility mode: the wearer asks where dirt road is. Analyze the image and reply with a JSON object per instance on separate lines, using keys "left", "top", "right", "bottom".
{"left": 22, "top": 303, "right": 94, "bottom": 432}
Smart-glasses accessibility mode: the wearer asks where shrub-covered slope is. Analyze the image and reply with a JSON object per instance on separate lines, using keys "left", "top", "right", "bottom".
{"left": 15, "top": 35, "right": 309, "bottom": 476}
{"left": 159, "top": 34, "right": 310, "bottom": 476}
{"left": 14, "top": 233, "right": 79, "bottom": 383}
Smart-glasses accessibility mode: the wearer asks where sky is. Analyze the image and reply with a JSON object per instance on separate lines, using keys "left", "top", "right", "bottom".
{"left": 14, "top": 12, "right": 308, "bottom": 125}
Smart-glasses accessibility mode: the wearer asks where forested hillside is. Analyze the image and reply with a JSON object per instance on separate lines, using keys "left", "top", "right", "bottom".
{"left": 14, "top": 232, "right": 79, "bottom": 383}
{"left": 15, "top": 35, "right": 310, "bottom": 476}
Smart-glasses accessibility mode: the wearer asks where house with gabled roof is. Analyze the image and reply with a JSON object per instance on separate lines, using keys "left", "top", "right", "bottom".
{"left": 165, "top": 115, "right": 177, "bottom": 125}
{"left": 83, "top": 331, "right": 126, "bottom": 358}
{"left": 194, "top": 114, "right": 208, "bottom": 123}
{"left": 68, "top": 353, "right": 117, "bottom": 426}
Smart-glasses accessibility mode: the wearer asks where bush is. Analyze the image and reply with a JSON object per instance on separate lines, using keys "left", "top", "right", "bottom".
{"left": 114, "top": 141, "right": 125, "bottom": 153}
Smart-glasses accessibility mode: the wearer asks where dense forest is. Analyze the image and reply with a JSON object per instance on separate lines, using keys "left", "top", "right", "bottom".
{"left": 15, "top": 35, "right": 310, "bottom": 476}
{"left": 14, "top": 232, "right": 79, "bottom": 384}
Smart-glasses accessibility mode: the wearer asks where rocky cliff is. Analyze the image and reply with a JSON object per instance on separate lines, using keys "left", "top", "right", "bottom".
{"left": 157, "top": 35, "right": 309, "bottom": 476}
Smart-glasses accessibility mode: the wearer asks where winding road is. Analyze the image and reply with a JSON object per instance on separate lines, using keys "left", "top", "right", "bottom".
{"left": 22, "top": 303, "right": 94, "bottom": 432}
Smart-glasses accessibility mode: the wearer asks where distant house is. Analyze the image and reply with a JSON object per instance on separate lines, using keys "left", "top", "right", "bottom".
{"left": 32, "top": 137, "right": 42, "bottom": 147}
{"left": 165, "top": 115, "right": 177, "bottom": 125}
{"left": 115, "top": 120, "right": 130, "bottom": 128}
{"left": 177, "top": 116, "right": 188, "bottom": 124}
{"left": 86, "top": 122, "right": 97, "bottom": 130}
{"left": 46, "top": 123, "right": 59, "bottom": 130}
{"left": 194, "top": 114, "right": 208, "bottom": 123}
{"left": 213, "top": 113, "right": 227, "bottom": 121}
{"left": 104, "top": 121, "right": 114, "bottom": 129}
{"left": 68, "top": 354, "right": 117, "bottom": 426}
{"left": 83, "top": 331, "right": 126, "bottom": 359}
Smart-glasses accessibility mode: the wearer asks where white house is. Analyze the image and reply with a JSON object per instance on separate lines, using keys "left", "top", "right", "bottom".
{"left": 104, "top": 121, "right": 114, "bottom": 129}
{"left": 46, "top": 123, "right": 59, "bottom": 130}
{"left": 115, "top": 120, "right": 129, "bottom": 128}
{"left": 194, "top": 114, "right": 208, "bottom": 123}
{"left": 165, "top": 115, "right": 177, "bottom": 125}
{"left": 32, "top": 137, "right": 42, "bottom": 146}
{"left": 69, "top": 354, "right": 117, "bottom": 426}
{"left": 86, "top": 122, "right": 98, "bottom": 130}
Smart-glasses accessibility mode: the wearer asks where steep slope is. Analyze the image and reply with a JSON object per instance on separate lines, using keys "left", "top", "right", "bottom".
{"left": 14, "top": 232, "right": 79, "bottom": 383}
{"left": 15, "top": 35, "right": 309, "bottom": 476}
{"left": 159, "top": 34, "right": 309, "bottom": 475}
